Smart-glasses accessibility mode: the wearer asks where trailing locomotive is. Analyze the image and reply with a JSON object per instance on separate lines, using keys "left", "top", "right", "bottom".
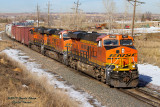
{"left": 29, "top": 27, "right": 73, "bottom": 62}
{"left": 5, "top": 25, "right": 139, "bottom": 88}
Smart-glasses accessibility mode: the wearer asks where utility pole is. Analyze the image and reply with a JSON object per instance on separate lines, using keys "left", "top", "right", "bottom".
{"left": 75, "top": 0, "right": 81, "bottom": 14}
{"left": 127, "top": 0, "right": 145, "bottom": 38}
{"left": 47, "top": 1, "right": 51, "bottom": 27}
{"left": 37, "top": 3, "right": 40, "bottom": 27}
{"left": 71, "top": 0, "right": 81, "bottom": 30}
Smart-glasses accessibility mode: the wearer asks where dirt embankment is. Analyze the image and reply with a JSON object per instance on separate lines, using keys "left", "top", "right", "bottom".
{"left": 134, "top": 33, "right": 160, "bottom": 67}
{"left": 0, "top": 55, "right": 78, "bottom": 107}
{"left": 0, "top": 41, "right": 14, "bottom": 51}
{"left": 0, "top": 32, "right": 15, "bottom": 52}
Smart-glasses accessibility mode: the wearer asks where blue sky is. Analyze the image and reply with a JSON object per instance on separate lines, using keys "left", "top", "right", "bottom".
{"left": 0, "top": 0, "right": 160, "bottom": 13}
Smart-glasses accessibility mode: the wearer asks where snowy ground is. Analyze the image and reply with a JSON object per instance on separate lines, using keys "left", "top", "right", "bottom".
{"left": 115, "top": 21, "right": 160, "bottom": 24}
{"left": 1, "top": 49, "right": 104, "bottom": 107}
{"left": 138, "top": 64, "right": 160, "bottom": 90}
{"left": 0, "top": 31, "right": 4, "bottom": 40}
{"left": 100, "top": 26, "right": 160, "bottom": 34}
{"left": 0, "top": 31, "right": 4, "bottom": 34}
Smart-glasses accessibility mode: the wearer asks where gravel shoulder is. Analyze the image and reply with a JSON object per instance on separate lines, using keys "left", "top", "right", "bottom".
{"left": 2, "top": 34, "right": 152, "bottom": 107}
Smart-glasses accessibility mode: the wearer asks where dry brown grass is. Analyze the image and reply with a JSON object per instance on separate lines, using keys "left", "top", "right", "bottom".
{"left": 0, "top": 53, "right": 79, "bottom": 107}
{"left": 0, "top": 23, "right": 6, "bottom": 31}
{"left": 0, "top": 41, "right": 13, "bottom": 51}
{"left": 134, "top": 33, "right": 160, "bottom": 67}
{"left": 0, "top": 33, "right": 18, "bottom": 51}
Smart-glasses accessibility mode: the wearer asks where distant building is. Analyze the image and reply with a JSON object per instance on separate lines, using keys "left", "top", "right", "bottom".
{"left": 26, "top": 20, "right": 34, "bottom": 23}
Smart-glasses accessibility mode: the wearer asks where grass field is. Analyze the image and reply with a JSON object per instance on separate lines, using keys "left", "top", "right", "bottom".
{"left": 134, "top": 33, "right": 160, "bottom": 67}
{"left": 0, "top": 23, "right": 6, "bottom": 31}
{"left": 0, "top": 41, "right": 13, "bottom": 51}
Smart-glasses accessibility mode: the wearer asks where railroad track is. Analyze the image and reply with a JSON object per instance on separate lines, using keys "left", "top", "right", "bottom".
{"left": 119, "top": 88, "right": 160, "bottom": 107}
{"left": 3, "top": 34, "right": 160, "bottom": 107}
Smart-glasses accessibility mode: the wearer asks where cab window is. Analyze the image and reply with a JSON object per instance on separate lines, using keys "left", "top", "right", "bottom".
{"left": 63, "top": 33, "right": 68, "bottom": 38}
{"left": 120, "top": 39, "right": 133, "bottom": 46}
{"left": 104, "top": 39, "right": 118, "bottom": 46}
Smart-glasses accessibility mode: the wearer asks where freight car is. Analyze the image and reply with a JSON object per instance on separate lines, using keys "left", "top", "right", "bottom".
{"left": 5, "top": 25, "right": 139, "bottom": 88}
{"left": 5, "top": 24, "right": 12, "bottom": 37}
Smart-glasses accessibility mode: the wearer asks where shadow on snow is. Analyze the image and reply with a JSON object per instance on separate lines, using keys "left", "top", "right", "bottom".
{"left": 138, "top": 74, "right": 152, "bottom": 87}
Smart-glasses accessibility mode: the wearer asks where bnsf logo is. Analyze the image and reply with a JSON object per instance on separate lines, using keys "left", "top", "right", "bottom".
{"left": 109, "top": 53, "right": 137, "bottom": 57}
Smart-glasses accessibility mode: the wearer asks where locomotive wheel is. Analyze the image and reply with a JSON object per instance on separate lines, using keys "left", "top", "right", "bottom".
{"left": 100, "top": 70, "right": 106, "bottom": 83}
{"left": 95, "top": 69, "right": 101, "bottom": 81}
{"left": 101, "top": 76, "right": 106, "bottom": 83}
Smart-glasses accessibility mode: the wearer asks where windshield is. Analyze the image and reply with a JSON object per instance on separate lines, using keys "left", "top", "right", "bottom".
{"left": 120, "top": 39, "right": 133, "bottom": 46}
{"left": 63, "top": 33, "right": 69, "bottom": 38}
{"left": 104, "top": 39, "right": 118, "bottom": 46}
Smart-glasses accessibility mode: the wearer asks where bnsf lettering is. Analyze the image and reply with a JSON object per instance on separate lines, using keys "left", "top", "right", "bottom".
{"left": 121, "top": 54, "right": 125, "bottom": 57}
{"left": 109, "top": 53, "right": 136, "bottom": 57}
{"left": 125, "top": 54, "right": 131, "bottom": 57}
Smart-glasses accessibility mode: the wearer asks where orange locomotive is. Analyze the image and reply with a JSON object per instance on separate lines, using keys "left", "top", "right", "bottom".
{"left": 67, "top": 31, "right": 138, "bottom": 87}
{"left": 29, "top": 28, "right": 138, "bottom": 87}
{"left": 29, "top": 27, "right": 72, "bottom": 62}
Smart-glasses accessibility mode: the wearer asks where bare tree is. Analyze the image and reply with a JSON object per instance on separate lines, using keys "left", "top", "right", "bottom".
{"left": 122, "top": 0, "right": 129, "bottom": 34}
{"left": 103, "top": 0, "right": 116, "bottom": 33}
{"left": 141, "top": 14, "right": 145, "bottom": 22}
{"left": 77, "top": 10, "right": 86, "bottom": 30}
{"left": 145, "top": 12, "right": 152, "bottom": 21}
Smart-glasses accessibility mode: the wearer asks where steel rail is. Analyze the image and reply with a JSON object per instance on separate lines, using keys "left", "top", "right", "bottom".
{"left": 119, "top": 88, "right": 160, "bottom": 107}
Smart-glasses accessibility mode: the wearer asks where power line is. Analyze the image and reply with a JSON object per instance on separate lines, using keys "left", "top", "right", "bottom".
{"left": 127, "top": 0, "right": 145, "bottom": 38}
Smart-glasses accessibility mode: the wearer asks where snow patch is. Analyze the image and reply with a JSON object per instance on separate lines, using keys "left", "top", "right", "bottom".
{"left": 101, "top": 26, "right": 160, "bottom": 34}
{"left": 138, "top": 64, "right": 160, "bottom": 90}
{"left": 0, "top": 31, "right": 4, "bottom": 34}
{"left": 0, "top": 31, "right": 4, "bottom": 40}
{"left": 22, "top": 84, "right": 28, "bottom": 88}
{"left": 2, "top": 49, "right": 104, "bottom": 107}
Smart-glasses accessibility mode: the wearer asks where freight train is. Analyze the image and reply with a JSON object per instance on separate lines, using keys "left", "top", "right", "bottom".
{"left": 5, "top": 24, "right": 139, "bottom": 87}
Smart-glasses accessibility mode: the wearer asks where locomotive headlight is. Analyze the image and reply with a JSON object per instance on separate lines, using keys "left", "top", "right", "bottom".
{"left": 116, "top": 65, "right": 119, "bottom": 68}
{"left": 132, "top": 65, "right": 135, "bottom": 68}
{"left": 122, "top": 48, "right": 125, "bottom": 53}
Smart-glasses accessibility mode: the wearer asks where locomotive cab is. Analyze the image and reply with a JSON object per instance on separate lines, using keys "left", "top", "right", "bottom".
{"left": 97, "top": 34, "right": 139, "bottom": 87}
{"left": 59, "top": 30, "right": 71, "bottom": 40}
